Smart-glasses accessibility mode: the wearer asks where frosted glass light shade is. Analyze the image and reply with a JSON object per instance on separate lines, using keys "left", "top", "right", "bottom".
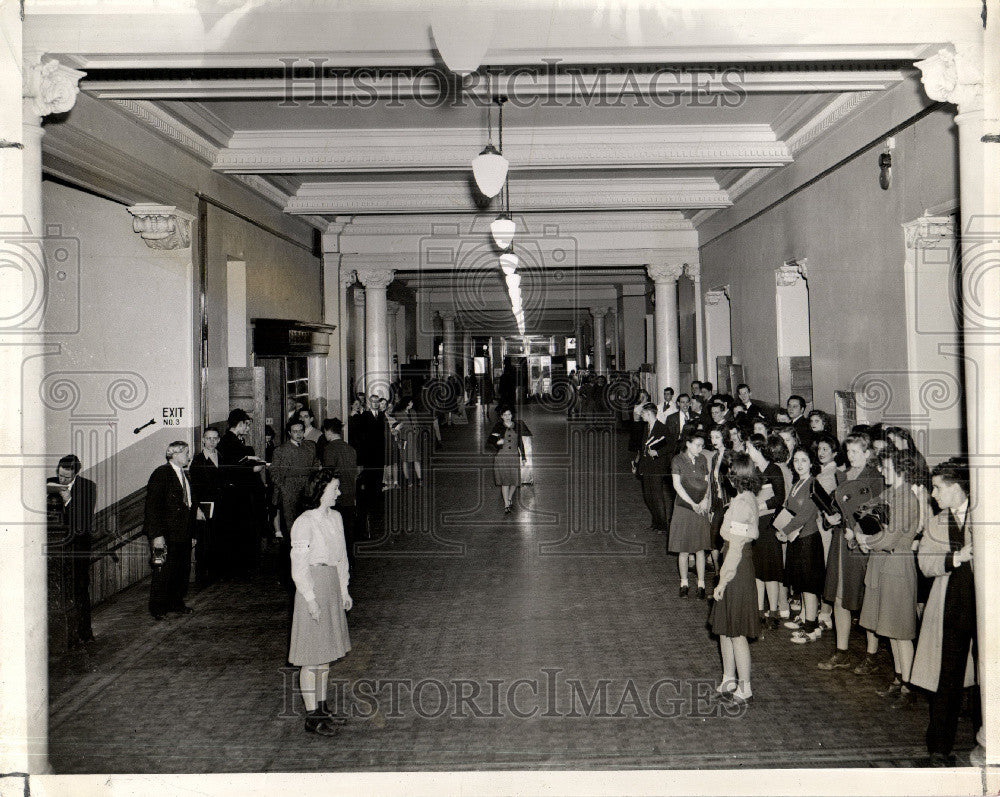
{"left": 491, "top": 214, "right": 516, "bottom": 249}
{"left": 472, "top": 146, "right": 509, "bottom": 198}
{"left": 430, "top": 11, "right": 495, "bottom": 75}
{"left": 499, "top": 252, "right": 519, "bottom": 275}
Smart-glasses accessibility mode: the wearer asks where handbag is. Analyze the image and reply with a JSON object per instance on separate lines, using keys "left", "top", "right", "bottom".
{"left": 853, "top": 502, "right": 890, "bottom": 537}
{"left": 772, "top": 507, "right": 796, "bottom": 531}
{"left": 809, "top": 480, "right": 838, "bottom": 516}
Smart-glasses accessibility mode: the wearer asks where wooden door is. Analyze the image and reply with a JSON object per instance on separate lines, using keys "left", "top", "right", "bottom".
{"left": 228, "top": 366, "right": 265, "bottom": 456}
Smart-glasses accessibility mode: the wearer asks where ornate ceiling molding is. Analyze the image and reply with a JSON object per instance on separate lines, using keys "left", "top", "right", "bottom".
{"left": 84, "top": 69, "right": 905, "bottom": 102}
{"left": 341, "top": 247, "right": 699, "bottom": 272}
{"left": 288, "top": 178, "right": 730, "bottom": 214}
{"left": 216, "top": 125, "right": 791, "bottom": 173}
{"left": 340, "top": 211, "right": 694, "bottom": 236}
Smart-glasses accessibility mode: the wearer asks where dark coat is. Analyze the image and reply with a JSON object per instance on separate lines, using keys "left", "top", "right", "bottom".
{"left": 189, "top": 452, "right": 222, "bottom": 506}
{"left": 636, "top": 420, "right": 672, "bottom": 476}
{"left": 353, "top": 410, "right": 389, "bottom": 468}
{"left": 144, "top": 463, "right": 194, "bottom": 542}
{"left": 47, "top": 475, "right": 96, "bottom": 538}
{"left": 488, "top": 421, "right": 525, "bottom": 458}
{"left": 321, "top": 437, "right": 358, "bottom": 508}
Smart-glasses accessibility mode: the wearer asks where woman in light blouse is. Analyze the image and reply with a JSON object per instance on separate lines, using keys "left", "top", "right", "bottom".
{"left": 710, "top": 453, "right": 762, "bottom": 705}
{"left": 289, "top": 469, "right": 353, "bottom": 736}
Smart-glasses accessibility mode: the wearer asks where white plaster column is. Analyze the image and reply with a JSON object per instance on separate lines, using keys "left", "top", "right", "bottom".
{"left": 575, "top": 322, "right": 585, "bottom": 367}
{"left": 355, "top": 266, "right": 394, "bottom": 398}
{"left": 611, "top": 311, "right": 621, "bottom": 370}
{"left": 320, "top": 249, "right": 345, "bottom": 421}
{"left": 591, "top": 307, "right": 608, "bottom": 374}
{"left": 647, "top": 263, "right": 685, "bottom": 397}
{"left": 352, "top": 289, "right": 366, "bottom": 395}
{"left": 440, "top": 310, "right": 457, "bottom": 377}
{"left": 704, "top": 288, "right": 732, "bottom": 388}
{"left": 1, "top": 48, "right": 84, "bottom": 777}
{"left": 387, "top": 300, "right": 399, "bottom": 380}
{"left": 686, "top": 262, "right": 707, "bottom": 381}
{"left": 918, "top": 42, "right": 1000, "bottom": 768}
{"left": 415, "top": 289, "right": 432, "bottom": 359}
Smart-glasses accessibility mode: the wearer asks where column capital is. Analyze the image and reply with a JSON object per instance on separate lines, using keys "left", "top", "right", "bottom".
{"left": 775, "top": 259, "right": 807, "bottom": 286}
{"left": 353, "top": 265, "right": 394, "bottom": 289}
{"left": 704, "top": 288, "right": 730, "bottom": 306}
{"left": 902, "top": 214, "right": 957, "bottom": 249}
{"left": 126, "top": 204, "right": 194, "bottom": 250}
{"left": 439, "top": 310, "right": 457, "bottom": 324}
{"left": 916, "top": 45, "right": 983, "bottom": 114}
{"left": 684, "top": 262, "right": 702, "bottom": 280}
{"left": 646, "top": 263, "right": 686, "bottom": 283}
{"left": 22, "top": 56, "right": 86, "bottom": 118}
{"left": 590, "top": 306, "right": 610, "bottom": 319}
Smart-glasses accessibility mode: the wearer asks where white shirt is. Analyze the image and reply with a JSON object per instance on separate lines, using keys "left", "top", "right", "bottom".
{"left": 290, "top": 507, "right": 350, "bottom": 603}
{"left": 656, "top": 401, "right": 674, "bottom": 424}
{"left": 170, "top": 461, "right": 191, "bottom": 506}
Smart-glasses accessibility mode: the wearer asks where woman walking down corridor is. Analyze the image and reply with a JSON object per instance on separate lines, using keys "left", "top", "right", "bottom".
{"left": 489, "top": 406, "right": 525, "bottom": 513}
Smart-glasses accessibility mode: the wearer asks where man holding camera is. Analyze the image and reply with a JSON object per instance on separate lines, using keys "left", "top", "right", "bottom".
{"left": 144, "top": 441, "right": 196, "bottom": 621}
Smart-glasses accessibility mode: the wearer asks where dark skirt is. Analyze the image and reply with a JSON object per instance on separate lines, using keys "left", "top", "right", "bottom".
{"left": 667, "top": 505, "right": 712, "bottom": 552}
{"left": 494, "top": 449, "right": 520, "bottom": 486}
{"left": 710, "top": 494, "right": 726, "bottom": 551}
{"left": 751, "top": 515, "right": 784, "bottom": 582}
{"left": 822, "top": 526, "right": 868, "bottom": 611}
{"left": 289, "top": 565, "right": 351, "bottom": 666}
{"left": 710, "top": 542, "right": 760, "bottom": 639}
{"left": 783, "top": 532, "right": 826, "bottom": 595}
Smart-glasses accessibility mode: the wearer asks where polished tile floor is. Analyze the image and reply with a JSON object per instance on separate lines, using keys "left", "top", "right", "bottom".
{"left": 48, "top": 405, "right": 975, "bottom": 772}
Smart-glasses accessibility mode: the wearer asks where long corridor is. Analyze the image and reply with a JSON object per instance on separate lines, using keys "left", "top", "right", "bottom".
{"left": 48, "top": 405, "right": 971, "bottom": 773}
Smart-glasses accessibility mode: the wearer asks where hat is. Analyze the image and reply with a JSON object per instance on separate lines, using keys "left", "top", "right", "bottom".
{"left": 227, "top": 408, "right": 252, "bottom": 427}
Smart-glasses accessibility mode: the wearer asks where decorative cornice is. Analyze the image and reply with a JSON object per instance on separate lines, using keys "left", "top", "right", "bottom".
{"left": 217, "top": 125, "right": 790, "bottom": 174}
{"left": 340, "top": 211, "right": 694, "bottom": 236}
{"left": 127, "top": 204, "right": 194, "bottom": 250}
{"left": 288, "top": 178, "right": 730, "bottom": 214}
{"left": 111, "top": 99, "right": 218, "bottom": 164}
{"left": 86, "top": 69, "right": 905, "bottom": 102}
{"left": 23, "top": 57, "right": 85, "bottom": 118}
{"left": 341, "top": 247, "right": 699, "bottom": 271}
{"left": 902, "top": 214, "right": 957, "bottom": 249}
{"left": 353, "top": 265, "right": 395, "bottom": 289}
{"left": 916, "top": 46, "right": 983, "bottom": 114}
{"left": 647, "top": 263, "right": 687, "bottom": 283}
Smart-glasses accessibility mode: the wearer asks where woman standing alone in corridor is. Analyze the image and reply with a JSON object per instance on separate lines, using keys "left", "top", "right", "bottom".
{"left": 289, "top": 469, "right": 353, "bottom": 736}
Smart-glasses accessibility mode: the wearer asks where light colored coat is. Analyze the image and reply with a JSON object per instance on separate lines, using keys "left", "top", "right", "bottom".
{"left": 910, "top": 511, "right": 976, "bottom": 692}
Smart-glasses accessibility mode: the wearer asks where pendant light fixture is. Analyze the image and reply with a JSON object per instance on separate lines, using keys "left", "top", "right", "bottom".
{"left": 500, "top": 252, "right": 519, "bottom": 275}
{"left": 472, "top": 95, "right": 509, "bottom": 199}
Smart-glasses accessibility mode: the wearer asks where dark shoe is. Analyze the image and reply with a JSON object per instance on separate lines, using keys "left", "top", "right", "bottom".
{"left": 853, "top": 654, "right": 879, "bottom": 676}
{"left": 817, "top": 650, "right": 852, "bottom": 670}
{"left": 679, "top": 585, "right": 690, "bottom": 598}
{"left": 304, "top": 710, "right": 339, "bottom": 737}
{"left": 152, "top": 613, "right": 166, "bottom": 621}
{"left": 171, "top": 605, "right": 194, "bottom": 615}
{"left": 769, "top": 614, "right": 781, "bottom": 631}
{"left": 318, "top": 701, "right": 348, "bottom": 726}
{"left": 696, "top": 587, "right": 706, "bottom": 600}
{"left": 876, "top": 678, "right": 902, "bottom": 698}
{"left": 504, "top": 505, "right": 512, "bottom": 514}
{"left": 891, "top": 686, "right": 917, "bottom": 709}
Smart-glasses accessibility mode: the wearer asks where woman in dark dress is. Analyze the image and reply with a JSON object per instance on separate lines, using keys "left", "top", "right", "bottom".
{"left": 710, "top": 453, "right": 762, "bottom": 705}
{"left": 708, "top": 425, "right": 735, "bottom": 573}
{"left": 779, "top": 446, "right": 826, "bottom": 643}
{"left": 817, "top": 432, "right": 883, "bottom": 672}
{"left": 745, "top": 433, "right": 786, "bottom": 631}
{"left": 667, "top": 428, "right": 712, "bottom": 598}
{"left": 628, "top": 390, "right": 651, "bottom": 455}
{"left": 488, "top": 406, "right": 525, "bottom": 513}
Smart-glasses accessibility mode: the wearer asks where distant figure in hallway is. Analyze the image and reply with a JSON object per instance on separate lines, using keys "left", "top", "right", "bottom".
{"left": 288, "top": 470, "right": 352, "bottom": 736}
{"left": 218, "top": 408, "right": 267, "bottom": 578}
{"left": 489, "top": 406, "right": 525, "bottom": 514}
{"left": 634, "top": 403, "right": 672, "bottom": 533}
{"left": 144, "top": 441, "right": 196, "bottom": 621}
{"left": 190, "top": 428, "right": 223, "bottom": 588}
{"left": 272, "top": 417, "right": 319, "bottom": 590}
{"left": 48, "top": 454, "right": 97, "bottom": 643}
{"left": 320, "top": 418, "right": 359, "bottom": 566}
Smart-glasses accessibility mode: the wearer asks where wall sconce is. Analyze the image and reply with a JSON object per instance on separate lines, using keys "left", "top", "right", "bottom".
{"left": 879, "top": 138, "right": 895, "bottom": 190}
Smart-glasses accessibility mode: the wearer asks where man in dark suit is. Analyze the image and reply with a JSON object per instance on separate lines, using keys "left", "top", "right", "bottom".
{"left": 144, "top": 441, "right": 196, "bottom": 620}
{"left": 217, "top": 408, "right": 266, "bottom": 578}
{"left": 635, "top": 403, "right": 674, "bottom": 533}
{"left": 271, "top": 418, "right": 319, "bottom": 589}
{"left": 787, "top": 394, "right": 813, "bottom": 448}
{"left": 321, "top": 417, "right": 359, "bottom": 566}
{"left": 353, "top": 393, "right": 389, "bottom": 538}
{"left": 914, "top": 458, "right": 979, "bottom": 766}
{"left": 189, "top": 428, "right": 223, "bottom": 587}
{"left": 734, "top": 383, "right": 765, "bottom": 426}
{"left": 663, "top": 393, "right": 692, "bottom": 456}
{"left": 48, "top": 454, "right": 97, "bottom": 642}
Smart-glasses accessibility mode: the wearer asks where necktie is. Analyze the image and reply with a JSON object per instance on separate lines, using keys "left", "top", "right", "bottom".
{"left": 180, "top": 469, "right": 191, "bottom": 507}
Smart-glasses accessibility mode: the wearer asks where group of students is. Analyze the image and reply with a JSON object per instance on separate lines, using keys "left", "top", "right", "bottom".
{"left": 631, "top": 382, "right": 979, "bottom": 766}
